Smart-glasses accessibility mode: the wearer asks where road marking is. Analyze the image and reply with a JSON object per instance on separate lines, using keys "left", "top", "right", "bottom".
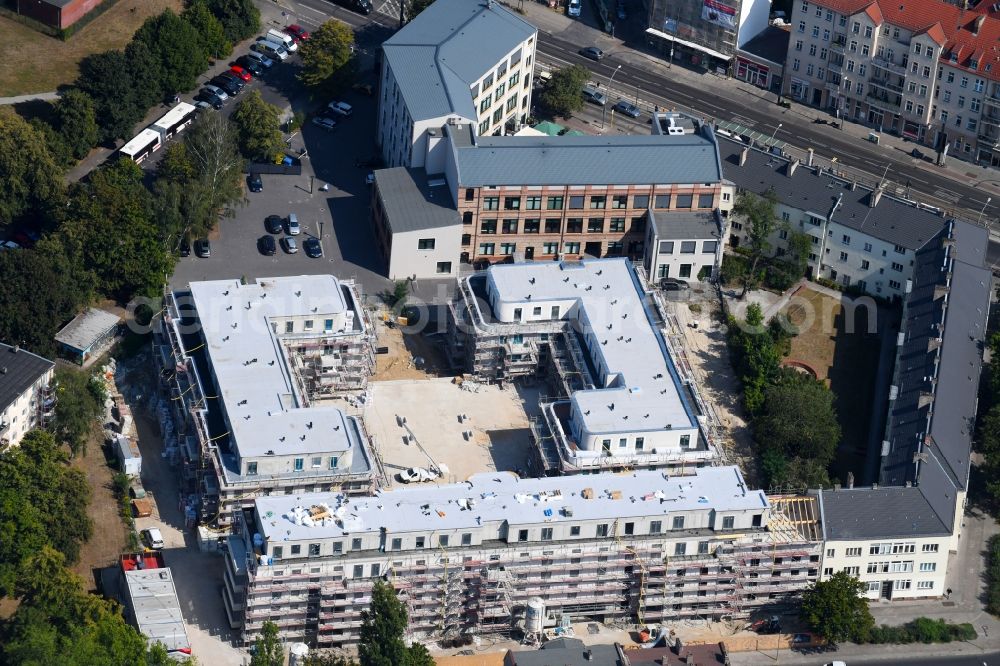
{"left": 730, "top": 115, "right": 755, "bottom": 127}
{"left": 296, "top": 3, "right": 331, "bottom": 18}
{"left": 378, "top": 0, "right": 402, "bottom": 19}
{"left": 933, "top": 189, "right": 961, "bottom": 203}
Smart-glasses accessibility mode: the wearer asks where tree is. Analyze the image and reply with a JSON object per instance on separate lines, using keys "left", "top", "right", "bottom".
{"left": 304, "top": 655, "right": 358, "bottom": 666}
{"left": 755, "top": 370, "right": 841, "bottom": 466}
{"left": 784, "top": 227, "right": 813, "bottom": 278}
{"left": 134, "top": 9, "right": 208, "bottom": 97}
{"left": 733, "top": 189, "right": 779, "bottom": 297}
{"left": 298, "top": 20, "right": 355, "bottom": 92}
{"left": 0, "top": 108, "right": 64, "bottom": 226}
{"left": 125, "top": 38, "right": 168, "bottom": 112}
{"left": 800, "top": 571, "right": 875, "bottom": 643}
{"left": 182, "top": 0, "right": 232, "bottom": 59}
{"left": 408, "top": 0, "right": 435, "bottom": 18}
{"left": 539, "top": 65, "right": 590, "bottom": 118}
{"left": 201, "top": 0, "right": 260, "bottom": 43}
{"left": 182, "top": 111, "right": 245, "bottom": 235}
{"left": 250, "top": 621, "right": 283, "bottom": 666}
{"left": 77, "top": 50, "right": 145, "bottom": 144}
{"left": 727, "top": 303, "right": 781, "bottom": 414}
{"left": 30, "top": 116, "right": 75, "bottom": 168}
{"left": 51, "top": 368, "right": 105, "bottom": 455}
{"left": 53, "top": 90, "right": 99, "bottom": 160}
{"left": 231, "top": 90, "right": 285, "bottom": 162}
{"left": 358, "top": 581, "right": 430, "bottom": 666}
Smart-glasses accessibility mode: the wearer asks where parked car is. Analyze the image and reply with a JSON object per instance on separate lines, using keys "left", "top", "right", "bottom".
{"left": 195, "top": 91, "right": 224, "bottom": 109}
{"left": 366, "top": 171, "right": 375, "bottom": 186}
{"left": 398, "top": 467, "right": 440, "bottom": 483}
{"left": 286, "top": 213, "right": 300, "bottom": 235}
{"left": 333, "top": 0, "right": 373, "bottom": 14}
{"left": 179, "top": 238, "right": 191, "bottom": 257}
{"left": 235, "top": 55, "right": 264, "bottom": 76}
{"left": 311, "top": 116, "right": 337, "bottom": 131}
{"left": 193, "top": 99, "right": 215, "bottom": 112}
{"left": 284, "top": 24, "right": 310, "bottom": 41}
{"left": 245, "top": 50, "right": 275, "bottom": 69}
{"left": 327, "top": 100, "right": 353, "bottom": 117}
{"left": 282, "top": 236, "right": 298, "bottom": 254}
{"left": 211, "top": 74, "right": 242, "bottom": 96}
{"left": 11, "top": 230, "right": 33, "bottom": 247}
{"left": 252, "top": 38, "right": 289, "bottom": 61}
{"left": 0, "top": 240, "right": 21, "bottom": 250}
{"left": 247, "top": 172, "right": 263, "bottom": 192}
{"left": 616, "top": 0, "right": 627, "bottom": 19}
{"left": 304, "top": 237, "right": 323, "bottom": 258}
{"left": 229, "top": 65, "right": 252, "bottom": 81}
{"left": 258, "top": 235, "right": 276, "bottom": 256}
{"left": 201, "top": 84, "right": 229, "bottom": 101}
{"left": 567, "top": 0, "right": 581, "bottom": 16}
{"left": 582, "top": 86, "right": 607, "bottom": 106}
{"left": 265, "top": 215, "right": 284, "bottom": 234}
{"left": 659, "top": 278, "right": 689, "bottom": 291}
{"left": 580, "top": 46, "right": 604, "bottom": 61}
{"left": 614, "top": 100, "right": 641, "bottom": 118}
{"left": 194, "top": 238, "right": 211, "bottom": 258}
{"left": 141, "top": 527, "right": 165, "bottom": 550}
{"left": 352, "top": 82, "right": 374, "bottom": 96}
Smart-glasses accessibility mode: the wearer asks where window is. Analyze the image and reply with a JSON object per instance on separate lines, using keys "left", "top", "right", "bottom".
{"left": 889, "top": 279, "right": 901, "bottom": 290}
{"left": 891, "top": 262, "right": 903, "bottom": 272}
{"left": 961, "top": 76, "right": 969, "bottom": 88}
{"left": 680, "top": 241, "right": 696, "bottom": 254}
{"left": 564, "top": 241, "right": 579, "bottom": 254}
{"left": 672, "top": 516, "right": 685, "bottom": 529}
{"left": 570, "top": 525, "right": 581, "bottom": 536}
{"left": 589, "top": 195, "right": 606, "bottom": 209}
{"left": 894, "top": 579, "right": 912, "bottom": 591}
{"left": 863, "top": 242, "right": 872, "bottom": 252}
{"left": 698, "top": 193, "right": 714, "bottom": 208}
{"left": 293, "top": 457, "right": 304, "bottom": 471}
{"left": 483, "top": 196, "right": 499, "bottom": 210}
{"left": 840, "top": 251, "right": 848, "bottom": 261}
{"left": 703, "top": 241, "right": 718, "bottom": 253}
{"left": 504, "top": 196, "right": 521, "bottom": 210}
{"left": 917, "top": 581, "right": 934, "bottom": 590}
{"left": 547, "top": 195, "right": 564, "bottom": 210}
{"left": 543, "top": 241, "right": 559, "bottom": 254}
{"left": 680, "top": 434, "right": 691, "bottom": 448}
{"left": 843, "top": 566, "right": 860, "bottom": 575}
{"left": 650, "top": 520, "right": 662, "bottom": 534}
{"left": 417, "top": 238, "right": 435, "bottom": 250}
{"left": 812, "top": 25, "right": 819, "bottom": 37}
{"left": 861, "top": 260, "right": 870, "bottom": 270}
{"left": 919, "top": 562, "right": 936, "bottom": 572}
{"left": 654, "top": 194, "right": 671, "bottom": 209}
{"left": 502, "top": 219, "right": 518, "bottom": 234}
{"left": 545, "top": 219, "right": 561, "bottom": 233}
{"left": 479, "top": 242, "right": 495, "bottom": 256}
{"left": 587, "top": 219, "right": 604, "bottom": 233}
{"left": 517, "top": 529, "right": 528, "bottom": 542}
{"left": 675, "top": 542, "right": 687, "bottom": 556}
{"left": 635, "top": 436, "right": 644, "bottom": 450}
{"left": 633, "top": 194, "right": 650, "bottom": 209}
{"left": 922, "top": 544, "right": 939, "bottom": 553}
{"left": 500, "top": 243, "right": 516, "bottom": 256}
{"left": 611, "top": 194, "right": 628, "bottom": 209}
{"left": 824, "top": 567, "right": 834, "bottom": 576}
{"left": 436, "top": 262, "right": 451, "bottom": 274}
{"left": 309, "top": 543, "right": 322, "bottom": 556}
{"left": 722, "top": 516, "right": 735, "bottom": 529}
{"left": 492, "top": 107, "right": 503, "bottom": 123}
{"left": 439, "top": 535, "right": 449, "bottom": 547}
{"left": 523, "top": 219, "right": 540, "bottom": 233}
{"left": 676, "top": 193, "right": 694, "bottom": 208}
{"left": 465, "top": 188, "right": 475, "bottom": 201}
{"left": 566, "top": 218, "right": 583, "bottom": 233}
{"left": 246, "top": 462, "right": 258, "bottom": 475}
{"left": 526, "top": 196, "right": 542, "bottom": 210}
{"left": 609, "top": 218, "right": 625, "bottom": 232}
{"left": 826, "top": 548, "right": 835, "bottom": 557}
{"left": 596, "top": 524, "right": 610, "bottom": 537}
{"left": 285, "top": 321, "right": 294, "bottom": 333}
{"left": 569, "top": 195, "right": 585, "bottom": 209}
{"left": 809, "top": 44, "right": 816, "bottom": 56}
{"left": 272, "top": 546, "right": 283, "bottom": 559}
{"left": 415, "top": 537, "right": 425, "bottom": 548}
{"left": 480, "top": 219, "right": 497, "bottom": 234}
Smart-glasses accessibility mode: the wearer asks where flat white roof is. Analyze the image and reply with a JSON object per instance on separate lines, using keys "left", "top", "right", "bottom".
{"left": 151, "top": 102, "right": 196, "bottom": 131}
{"left": 486, "top": 258, "right": 695, "bottom": 434}
{"left": 256, "top": 466, "right": 765, "bottom": 540}
{"left": 187, "top": 275, "right": 360, "bottom": 458}
{"left": 120, "top": 128, "right": 161, "bottom": 156}
{"left": 123, "top": 567, "right": 189, "bottom": 652}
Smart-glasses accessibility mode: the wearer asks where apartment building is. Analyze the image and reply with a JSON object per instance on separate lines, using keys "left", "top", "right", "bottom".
{"left": 372, "top": 115, "right": 734, "bottom": 279}
{"left": 377, "top": 0, "right": 537, "bottom": 169}
{"left": 645, "top": 0, "right": 772, "bottom": 72}
{"left": 719, "top": 137, "right": 948, "bottom": 298}
{"left": 0, "top": 342, "right": 54, "bottom": 450}
{"left": 223, "top": 467, "right": 821, "bottom": 647}
{"left": 783, "top": 0, "right": 1000, "bottom": 161}
{"left": 448, "top": 258, "right": 722, "bottom": 475}
{"left": 154, "top": 275, "right": 380, "bottom": 526}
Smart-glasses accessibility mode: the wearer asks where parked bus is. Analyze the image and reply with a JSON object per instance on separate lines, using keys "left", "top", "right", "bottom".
{"left": 119, "top": 128, "right": 162, "bottom": 164}
{"left": 150, "top": 102, "right": 197, "bottom": 141}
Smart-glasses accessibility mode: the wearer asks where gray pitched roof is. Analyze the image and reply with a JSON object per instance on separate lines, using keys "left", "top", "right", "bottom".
{"left": 374, "top": 167, "right": 459, "bottom": 233}
{"left": 879, "top": 220, "right": 990, "bottom": 528}
{"left": 0, "top": 342, "right": 53, "bottom": 412}
{"left": 382, "top": 0, "right": 536, "bottom": 122}
{"left": 819, "top": 486, "right": 951, "bottom": 540}
{"left": 506, "top": 639, "right": 624, "bottom": 666}
{"left": 454, "top": 132, "right": 724, "bottom": 187}
{"left": 738, "top": 25, "right": 790, "bottom": 65}
{"left": 54, "top": 308, "right": 121, "bottom": 352}
{"left": 718, "top": 137, "right": 945, "bottom": 250}
{"left": 649, "top": 210, "right": 722, "bottom": 239}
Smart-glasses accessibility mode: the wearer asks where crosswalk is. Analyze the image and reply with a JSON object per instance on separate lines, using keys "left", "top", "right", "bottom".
{"left": 377, "top": 0, "right": 403, "bottom": 20}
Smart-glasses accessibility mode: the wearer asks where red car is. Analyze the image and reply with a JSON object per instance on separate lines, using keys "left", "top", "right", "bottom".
{"left": 229, "top": 66, "right": 252, "bottom": 82}
{"left": 284, "top": 24, "right": 310, "bottom": 42}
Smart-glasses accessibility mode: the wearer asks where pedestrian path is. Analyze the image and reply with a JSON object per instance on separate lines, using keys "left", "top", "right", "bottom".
{"left": 0, "top": 91, "right": 59, "bottom": 105}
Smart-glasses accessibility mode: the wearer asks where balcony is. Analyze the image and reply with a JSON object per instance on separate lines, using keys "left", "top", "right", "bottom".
{"left": 830, "top": 34, "right": 847, "bottom": 54}
{"left": 868, "top": 75, "right": 904, "bottom": 94}
{"left": 978, "top": 127, "right": 1000, "bottom": 147}
{"left": 866, "top": 90, "right": 902, "bottom": 110}
{"left": 872, "top": 56, "right": 908, "bottom": 77}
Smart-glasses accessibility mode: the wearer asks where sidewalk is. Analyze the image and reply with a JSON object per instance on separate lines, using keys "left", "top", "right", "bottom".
{"left": 516, "top": 0, "right": 1000, "bottom": 197}
{"left": 0, "top": 91, "right": 59, "bottom": 105}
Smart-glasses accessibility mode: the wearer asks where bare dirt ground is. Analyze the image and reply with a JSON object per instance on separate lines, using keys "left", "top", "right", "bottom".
{"left": 372, "top": 316, "right": 452, "bottom": 381}
{"left": 70, "top": 424, "right": 126, "bottom": 591}
{"left": 0, "top": 0, "right": 183, "bottom": 96}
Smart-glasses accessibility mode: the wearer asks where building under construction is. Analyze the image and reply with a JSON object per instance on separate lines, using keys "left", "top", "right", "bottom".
{"left": 223, "top": 467, "right": 820, "bottom": 647}
{"left": 447, "top": 258, "right": 722, "bottom": 475}
{"left": 154, "top": 275, "right": 383, "bottom": 527}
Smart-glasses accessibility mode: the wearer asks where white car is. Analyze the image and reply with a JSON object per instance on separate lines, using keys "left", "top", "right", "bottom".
{"left": 202, "top": 84, "right": 229, "bottom": 101}
{"left": 141, "top": 527, "right": 165, "bottom": 550}
{"left": 398, "top": 467, "right": 440, "bottom": 483}
{"left": 246, "top": 50, "right": 275, "bottom": 68}
{"left": 0, "top": 240, "right": 21, "bottom": 250}
{"left": 327, "top": 101, "right": 353, "bottom": 117}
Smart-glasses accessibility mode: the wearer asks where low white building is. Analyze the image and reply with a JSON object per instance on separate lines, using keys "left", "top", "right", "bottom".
{"left": 0, "top": 342, "right": 54, "bottom": 450}
{"left": 643, "top": 209, "right": 727, "bottom": 281}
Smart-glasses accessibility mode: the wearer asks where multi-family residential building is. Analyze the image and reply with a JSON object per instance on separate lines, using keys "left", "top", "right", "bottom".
{"left": 816, "top": 219, "right": 989, "bottom": 599}
{"left": 783, "top": 0, "right": 1000, "bottom": 163}
{"left": 449, "top": 258, "right": 721, "bottom": 474}
{"left": 377, "top": 0, "right": 537, "bottom": 169}
{"left": 719, "top": 137, "right": 949, "bottom": 298}
{"left": 223, "top": 467, "right": 822, "bottom": 647}
{"left": 0, "top": 342, "right": 54, "bottom": 450}
{"left": 154, "top": 275, "right": 380, "bottom": 526}
{"left": 644, "top": 0, "right": 772, "bottom": 72}
{"left": 372, "top": 114, "right": 734, "bottom": 279}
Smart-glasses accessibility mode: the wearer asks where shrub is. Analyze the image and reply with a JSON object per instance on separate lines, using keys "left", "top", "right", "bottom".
{"left": 720, "top": 253, "right": 750, "bottom": 286}
{"left": 863, "top": 618, "right": 977, "bottom": 645}
{"left": 987, "top": 535, "right": 1000, "bottom": 616}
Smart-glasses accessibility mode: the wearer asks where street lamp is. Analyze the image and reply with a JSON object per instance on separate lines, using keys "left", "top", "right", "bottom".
{"left": 979, "top": 197, "right": 992, "bottom": 226}
{"left": 601, "top": 64, "right": 623, "bottom": 130}
{"left": 767, "top": 122, "right": 783, "bottom": 149}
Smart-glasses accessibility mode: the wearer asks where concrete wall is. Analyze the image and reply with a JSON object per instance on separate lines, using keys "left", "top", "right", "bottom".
{"left": 387, "top": 225, "right": 462, "bottom": 280}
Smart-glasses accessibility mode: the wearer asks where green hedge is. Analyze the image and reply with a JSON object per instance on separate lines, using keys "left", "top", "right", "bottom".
{"left": 988, "top": 535, "right": 1000, "bottom": 616}
{"left": 864, "top": 618, "right": 977, "bottom": 644}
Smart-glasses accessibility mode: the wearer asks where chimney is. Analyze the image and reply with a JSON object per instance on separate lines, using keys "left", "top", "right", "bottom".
{"left": 807, "top": 147, "right": 814, "bottom": 166}
{"left": 739, "top": 147, "right": 749, "bottom": 166}
{"left": 850, "top": 181, "right": 858, "bottom": 191}
{"left": 788, "top": 159, "right": 800, "bottom": 176}
{"left": 868, "top": 186, "right": 883, "bottom": 208}
{"left": 12, "top": 345, "right": 19, "bottom": 353}
{"left": 847, "top": 471, "right": 855, "bottom": 489}
{"left": 975, "top": 14, "right": 986, "bottom": 34}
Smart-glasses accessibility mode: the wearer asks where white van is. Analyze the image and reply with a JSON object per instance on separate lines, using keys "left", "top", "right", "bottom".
{"left": 267, "top": 29, "right": 297, "bottom": 52}
{"left": 254, "top": 38, "right": 289, "bottom": 61}
{"left": 568, "top": 0, "right": 582, "bottom": 17}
